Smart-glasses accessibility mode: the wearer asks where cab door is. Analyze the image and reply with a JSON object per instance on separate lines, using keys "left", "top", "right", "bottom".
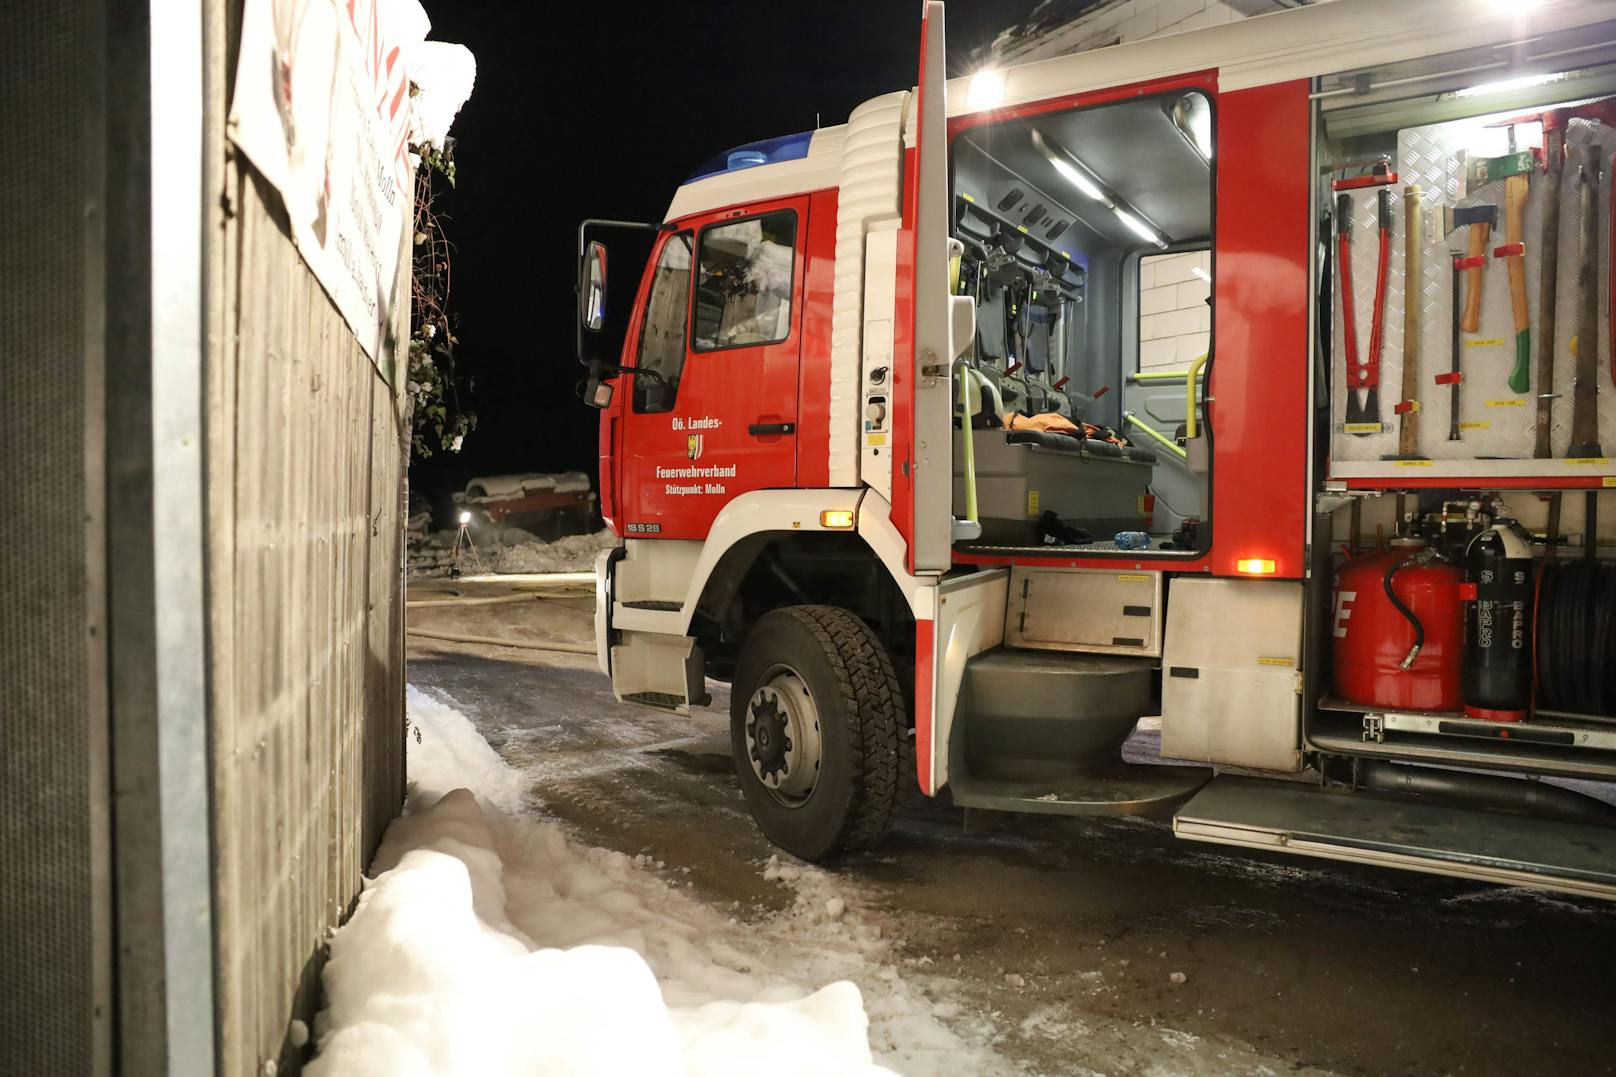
{"left": 894, "top": 0, "right": 954, "bottom": 572}
{"left": 619, "top": 197, "right": 808, "bottom": 539}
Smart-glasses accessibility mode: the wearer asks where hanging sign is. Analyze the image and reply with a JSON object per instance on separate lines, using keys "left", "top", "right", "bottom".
{"left": 228, "top": 0, "right": 430, "bottom": 372}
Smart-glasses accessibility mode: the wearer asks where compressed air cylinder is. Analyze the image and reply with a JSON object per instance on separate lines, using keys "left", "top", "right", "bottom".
{"left": 1462, "top": 523, "right": 1534, "bottom": 721}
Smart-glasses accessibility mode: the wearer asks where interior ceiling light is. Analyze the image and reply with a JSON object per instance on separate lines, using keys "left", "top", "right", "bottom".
{"left": 1113, "top": 209, "right": 1169, "bottom": 249}
{"left": 1191, "top": 266, "right": 1211, "bottom": 283}
{"left": 1453, "top": 71, "right": 1564, "bottom": 98}
{"left": 967, "top": 69, "right": 1006, "bottom": 110}
{"left": 1170, "top": 94, "right": 1214, "bottom": 162}
{"left": 1050, "top": 157, "right": 1105, "bottom": 201}
{"left": 1033, "top": 128, "right": 1173, "bottom": 250}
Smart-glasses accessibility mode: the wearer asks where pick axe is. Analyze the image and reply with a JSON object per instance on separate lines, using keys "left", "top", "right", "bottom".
{"left": 1568, "top": 148, "right": 1604, "bottom": 459}
{"left": 1467, "top": 149, "right": 1535, "bottom": 395}
{"left": 1491, "top": 98, "right": 1616, "bottom": 454}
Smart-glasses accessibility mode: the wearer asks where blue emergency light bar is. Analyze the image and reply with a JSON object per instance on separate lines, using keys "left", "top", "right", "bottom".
{"left": 685, "top": 131, "right": 815, "bottom": 183}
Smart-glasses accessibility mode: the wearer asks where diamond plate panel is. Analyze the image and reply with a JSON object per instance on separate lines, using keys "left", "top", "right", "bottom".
{"left": 1332, "top": 106, "right": 1616, "bottom": 471}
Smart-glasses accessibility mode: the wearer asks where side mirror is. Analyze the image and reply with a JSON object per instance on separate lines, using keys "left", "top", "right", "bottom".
{"left": 581, "top": 241, "right": 607, "bottom": 332}
{"left": 581, "top": 375, "right": 614, "bottom": 410}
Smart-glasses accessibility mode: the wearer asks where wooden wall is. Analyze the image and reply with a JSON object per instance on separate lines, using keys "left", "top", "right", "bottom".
{"left": 203, "top": 18, "right": 409, "bottom": 1071}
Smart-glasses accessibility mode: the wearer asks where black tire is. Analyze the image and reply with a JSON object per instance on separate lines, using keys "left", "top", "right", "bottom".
{"left": 729, "top": 605, "right": 902, "bottom": 861}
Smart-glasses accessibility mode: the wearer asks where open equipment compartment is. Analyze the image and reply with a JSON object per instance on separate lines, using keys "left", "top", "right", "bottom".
{"left": 1310, "top": 33, "right": 1616, "bottom": 786}
{"left": 947, "top": 83, "right": 1214, "bottom": 558}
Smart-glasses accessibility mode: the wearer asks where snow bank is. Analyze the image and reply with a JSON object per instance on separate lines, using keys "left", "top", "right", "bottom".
{"left": 491, "top": 528, "right": 618, "bottom": 575}
{"left": 307, "top": 689, "right": 897, "bottom": 1077}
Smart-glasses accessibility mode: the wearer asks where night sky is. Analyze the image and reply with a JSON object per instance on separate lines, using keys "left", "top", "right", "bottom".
{"left": 411, "top": 0, "right": 1044, "bottom": 508}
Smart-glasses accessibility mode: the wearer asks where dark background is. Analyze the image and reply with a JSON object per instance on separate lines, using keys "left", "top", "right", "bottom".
{"left": 411, "top": 0, "right": 1045, "bottom": 507}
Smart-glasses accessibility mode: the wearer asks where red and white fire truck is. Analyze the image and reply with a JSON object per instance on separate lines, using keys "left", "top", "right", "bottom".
{"left": 577, "top": 0, "right": 1616, "bottom": 898}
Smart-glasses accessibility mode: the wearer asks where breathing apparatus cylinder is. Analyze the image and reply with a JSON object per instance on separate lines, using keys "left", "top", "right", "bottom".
{"left": 1461, "top": 519, "right": 1535, "bottom": 721}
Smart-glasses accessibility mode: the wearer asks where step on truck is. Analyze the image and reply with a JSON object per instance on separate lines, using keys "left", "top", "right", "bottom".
{"left": 576, "top": 0, "right": 1616, "bottom": 899}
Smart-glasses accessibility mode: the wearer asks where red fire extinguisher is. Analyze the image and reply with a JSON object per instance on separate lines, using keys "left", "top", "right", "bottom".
{"left": 1333, "top": 539, "right": 1465, "bottom": 712}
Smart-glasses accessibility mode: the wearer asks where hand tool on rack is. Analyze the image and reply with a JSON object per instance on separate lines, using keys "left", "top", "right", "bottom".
{"left": 1387, "top": 185, "right": 1425, "bottom": 459}
{"left": 1337, "top": 193, "right": 1379, "bottom": 432}
{"left": 1569, "top": 148, "right": 1604, "bottom": 458}
{"left": 1468, "top": 149, "right": 1536, "bottom": 394}
{"left": 1440, "top": 203, "right": 1497, "bottom": 441}
{"left": 1490, "top": 101, "right": 1616, "bottom": 395}
{"left": 1534, "top": 122, "right": 1567, "bottom": 457}
{"left": 1331, "top": 156, "right": 1398, "bottom": 192}
{"left": 1457, "top": 200, "right": 1495, "bottom": 335}
{"left": 1338, "top": 188, "right": 1389, "bottom": 433}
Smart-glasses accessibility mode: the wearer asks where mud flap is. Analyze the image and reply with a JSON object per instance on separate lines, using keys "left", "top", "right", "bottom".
{"left": 611, "top": 632, "right": 709, "bottom": 715}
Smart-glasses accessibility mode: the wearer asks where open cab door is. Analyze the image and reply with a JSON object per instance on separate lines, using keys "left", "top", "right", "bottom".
{"left": 897, "top": 0, "right": 969, "bottom": 574}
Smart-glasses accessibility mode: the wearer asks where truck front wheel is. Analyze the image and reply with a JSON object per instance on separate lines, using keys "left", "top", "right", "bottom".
{"left": 729, "top": 605, "right": 902, "bottom": 861}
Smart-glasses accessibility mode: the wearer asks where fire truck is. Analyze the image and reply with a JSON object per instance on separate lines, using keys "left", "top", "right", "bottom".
{"left": 577, "top": 0, "right": 1616, "bottom": 898}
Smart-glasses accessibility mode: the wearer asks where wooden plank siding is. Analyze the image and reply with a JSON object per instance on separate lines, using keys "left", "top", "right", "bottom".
{"left": 203, "top": 1, "right": 410, "bottom": 1064}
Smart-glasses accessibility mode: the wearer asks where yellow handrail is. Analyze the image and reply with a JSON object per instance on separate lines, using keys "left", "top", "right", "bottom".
{"left": 1129, "top": 369, "right": 1206, "bottom": 382}
{"left": 957, "top": 363, "right": 978, "bottom": 522}
{"left": 1185, "top": 352, "right": 1208, "bottom": 440}
{"left": 1123, "top": 411, "right": 1189, "bottom": 460}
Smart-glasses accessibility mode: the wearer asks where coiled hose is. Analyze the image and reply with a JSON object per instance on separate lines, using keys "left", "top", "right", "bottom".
{"left": 1536, "top": 558, "right": 1616, "bottom": 714}
{"left": 1384, "top": 558, "right": 1425, "bottom": 670}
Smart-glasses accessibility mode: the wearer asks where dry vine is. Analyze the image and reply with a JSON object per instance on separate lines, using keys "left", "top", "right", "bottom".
{"left": 407, "top": 137, "right": 475, "bottom": 459}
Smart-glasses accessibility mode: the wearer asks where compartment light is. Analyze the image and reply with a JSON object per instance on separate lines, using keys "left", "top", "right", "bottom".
{"left": 967, "top": 69, "right": 1006, "bottom": 110}
{"left": 1236, "top": 558, "right": 1276, "bottom": 575}
{"left": 820, "top": 509, "right": 856, "bottom": 529}
{"left": 1050, "top": 157, "right": 1105, "bottom": 202}
{"left": 1113, "top": 209, "right": 1168, "bottom": 249}
{"left": 1191, "top": 266, "right": 1212, "bottom": 284}
{"left": 1454, "top": 72, "right": 1562, "bottom": 99}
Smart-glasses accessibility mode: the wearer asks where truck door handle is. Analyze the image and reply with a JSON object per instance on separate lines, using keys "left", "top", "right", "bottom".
{"left": 748, "top": 422, "right": 796, "bottom": 436}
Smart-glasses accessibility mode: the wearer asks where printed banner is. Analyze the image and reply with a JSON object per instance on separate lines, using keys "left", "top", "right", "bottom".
{"left": 229, "top": 0, "right": 429, "bottom": 372}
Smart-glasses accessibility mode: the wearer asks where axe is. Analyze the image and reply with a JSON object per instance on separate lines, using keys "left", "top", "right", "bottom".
{"left": 1468, "top": 149, "right": 1535, "bottom": 394}
{"left": 1449, "top": 202, "right": 1497, "bottom": 335}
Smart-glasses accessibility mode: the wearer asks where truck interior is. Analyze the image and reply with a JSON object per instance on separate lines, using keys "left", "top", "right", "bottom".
{"left": 948, "top": 89, "right": 1213, "bottom": 557}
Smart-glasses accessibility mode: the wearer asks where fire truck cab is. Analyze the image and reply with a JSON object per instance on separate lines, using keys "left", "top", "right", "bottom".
{"left": 579, "top": 0, "right": 1616, "bottom": 898}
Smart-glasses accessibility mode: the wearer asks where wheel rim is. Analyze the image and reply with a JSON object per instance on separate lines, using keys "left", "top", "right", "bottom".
{"left": 744, "top": 666, "right": 822, "bottom": 807}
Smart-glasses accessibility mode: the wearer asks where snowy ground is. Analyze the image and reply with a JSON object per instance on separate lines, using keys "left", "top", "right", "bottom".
{"left": 335, "top": 580, "right": 1616, "bottom": 1077}
{"left": 308, "top": 689, "right": 913, "bottom": 1076}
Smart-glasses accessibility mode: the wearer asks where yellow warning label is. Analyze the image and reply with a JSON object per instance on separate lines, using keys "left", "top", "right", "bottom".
{"left": 1257, "top": 656, "right": 1295, "bottom": 668}
{"left": 1117, "top": 574, "right": 1150, "bottom": 583}
{"left": 961, "top": 192, "right": 976, "bottom": 202}
{"left": 864, "top": 433, "right": 887, "bottom": 446}
{"left": 1342, "top": 422, "right": 1383, "bottom": 434}
{"left": 1603, "top": 477, "right": 1616, "bottom": 488}
{"left": 1564, "top": 458, "right": 1609, "bottom": 466}
{"left": 1458, "top": 421, "right": 1491, "bottom": 430}
{"left": 1485, "top": 399, "right": 1526, "bottom": 408}
{"left": 1394, "top": 459, "right": 1434, "bottom": 467}
{"left": 1026, "top": 489, "right": 1040, "bottom": 517}
{"left": 1466, "top": 338, "right": 1507, "bottom": 348}
{"left": 1017, "top": 224, "right": 1029, "bottom": 233}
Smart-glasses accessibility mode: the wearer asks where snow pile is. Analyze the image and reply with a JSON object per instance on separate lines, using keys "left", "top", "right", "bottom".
{"left": 463, "top": 472, "right": 593, "bottom": 500}
{"left": 307, "top": 689, "right": 898, "bottom": 1077}
{"left": 491, "top": 528, "right": 618, "bottom": 575}
{"left": 407, "top": 40, "right": 476, "bottom": 152}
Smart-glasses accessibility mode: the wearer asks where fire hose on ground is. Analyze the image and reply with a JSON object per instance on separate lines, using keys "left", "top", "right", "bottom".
{"left": 406, "top": 579, "right": 597, "bottom": 654}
